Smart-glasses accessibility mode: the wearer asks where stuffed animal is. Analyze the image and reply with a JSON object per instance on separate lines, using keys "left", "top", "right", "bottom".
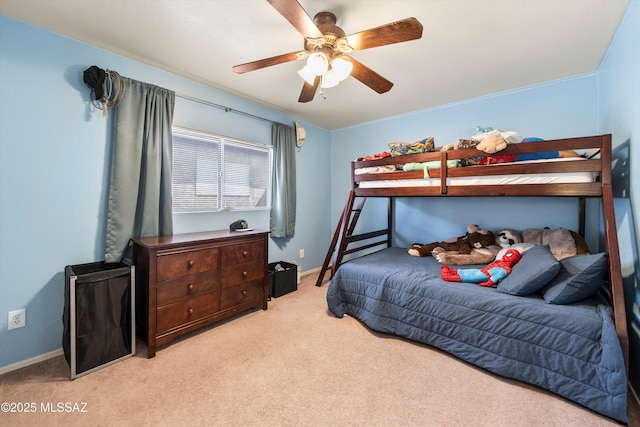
{"left": 474, "top": 128, "right": 522, "bottom": 153}
{"left": 494, "top": 242, "right": 534, "bottom": 260}
{"left": 521, "top": 227, "right": 589, "bottom": 260}
{"left": 476, "top": 133, "right": 508, "bottom": 154}
{"left": 431, "top": 228, "right": 528, "bottom": 265}
{"left": 438, "top": 127, "right": 522, "bottom": 165}
{"left": 439, "top": 128, "right": 522, "bottom": 153}
{"left": 495, "top": 229, "right": 522, "bottom": 248}
{"left": 432, "top": 246, "right": 499, "bottom": 266}
{"left": 441, "top": 248, "right": 522, "bottom": 287}
{"left": 408, "top": 225, "right": 496, "bottom": 257}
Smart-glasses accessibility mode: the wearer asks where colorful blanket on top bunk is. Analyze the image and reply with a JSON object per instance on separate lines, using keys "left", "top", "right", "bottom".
{"left": 356, "top": 127, "right": 585, "bottom": 176}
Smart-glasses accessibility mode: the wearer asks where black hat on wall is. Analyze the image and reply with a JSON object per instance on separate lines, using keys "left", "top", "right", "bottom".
{"left": 83, "top": 65, "right": 106, "bottom": 100}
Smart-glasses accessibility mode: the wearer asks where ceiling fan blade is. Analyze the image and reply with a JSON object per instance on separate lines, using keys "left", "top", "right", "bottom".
{"left": 345, "top": 17, "right": 423, "bottom": 51}
{"left": 267, "top": 0, "right": 323, "bottom": 38}
{"left": 298, "top": 75, "right": 320, "bottom": 103}
{"left": 345, "top": 57, "right": 393, "bottom": 94}
{"left": 233, "top": 51, "right": 301, "bottom": 74}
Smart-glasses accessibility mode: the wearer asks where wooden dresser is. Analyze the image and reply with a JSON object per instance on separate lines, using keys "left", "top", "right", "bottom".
{"left": 132, "top": 229, "right": 269, "bottom": 358}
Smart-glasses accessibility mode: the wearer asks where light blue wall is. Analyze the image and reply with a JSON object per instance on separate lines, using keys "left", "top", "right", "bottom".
{"left": 331, "top": 75, "right": 600, "bottom": 248}
{"left": 0, "top": 15, "right": 331, "bottom": 369}
{"left": 1, "top": 0, "right": 637, "bottom": 381}
{"left": 597, "top": 0, "right": 640, "bottom": 397}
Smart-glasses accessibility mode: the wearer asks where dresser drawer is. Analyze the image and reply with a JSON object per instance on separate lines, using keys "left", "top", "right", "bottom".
{"left": 221, "top": 241, "right": 264, "bottom": 265}
{"left": 156, "top": 292, "right": 220, "bottom": 333}
{"left": 220, "top": 259, "right": 264, "bottom": 288}
{"left": 221, "top": 280, "right": 264, "bottom": 310}
{"left": 157, "top": 247, "right": 218, "bottom": 282}
{"left": 156, "top": 270, "right": 219, "bottom": 307}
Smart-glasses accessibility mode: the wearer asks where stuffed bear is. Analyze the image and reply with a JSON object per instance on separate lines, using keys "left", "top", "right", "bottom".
{"left": 439, "top": 128, "right": 522, "bottom": 153}
{"left": 437, "top": 127, "right": 522, "bottom": 165}
{"left": 441, "top": 248, "right": 522, "bottom": 287}
{"left": 475, "top": 129, "right": 522, "bottom": 153}
{"left": 476, "top": 133, "right": 508, "bottom": 154}
{"left": 408, "top": 225, "right": 496, "bottom": 257}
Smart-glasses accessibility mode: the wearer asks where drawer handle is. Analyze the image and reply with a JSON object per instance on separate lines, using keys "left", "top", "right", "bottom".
{"left": 187, "top": 284, "right": 194, "bottom": 292}
{"left": 242, "top": 250, "right": 248, "bottom": 257}
{"left": 188, "top": 260, "right": 194, "bottom": 267}
{"left": 241, "top": 290, "right": 247, "bottom": 298}
{"left": 242, "top": 271, "right": 248, "bottom": 278}
{"left": 187, "top": 308, "right": 194, "bottom": 316}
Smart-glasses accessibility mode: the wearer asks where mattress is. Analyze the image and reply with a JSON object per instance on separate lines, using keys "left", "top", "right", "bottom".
{"left": 326, "top": 247, "right": 627, "bottom": 422}
{"left": 357, "top": 157, "right": 595, "bottom": 188}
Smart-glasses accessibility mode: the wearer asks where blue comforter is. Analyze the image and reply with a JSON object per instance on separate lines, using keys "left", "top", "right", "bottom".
{"left": 326, "top": 247, "right": 627, "bottom": 422}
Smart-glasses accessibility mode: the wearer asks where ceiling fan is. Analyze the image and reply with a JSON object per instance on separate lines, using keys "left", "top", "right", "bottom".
{"left": 232, "top": 0, "right": 423, "bottom": 103}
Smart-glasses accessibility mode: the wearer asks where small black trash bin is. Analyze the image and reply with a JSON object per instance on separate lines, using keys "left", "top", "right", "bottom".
{"left": 268, "top": 261, "right": 297, "bottom": 298}
{"left": 63, "top": 261, "right": 135, "bottom": 379}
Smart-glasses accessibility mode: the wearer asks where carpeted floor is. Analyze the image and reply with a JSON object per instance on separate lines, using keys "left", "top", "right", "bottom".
{"left": 1, "top": 272, "right": 638, "bottom": 426}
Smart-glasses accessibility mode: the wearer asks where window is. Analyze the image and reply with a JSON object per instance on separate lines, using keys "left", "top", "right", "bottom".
{"left": 172, "top": 127, "right": 272, "bottom": 212}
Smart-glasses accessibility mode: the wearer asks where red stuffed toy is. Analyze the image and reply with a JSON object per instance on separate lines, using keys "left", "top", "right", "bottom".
{"left": 441, "top": 248, "right": 522, "bottom": 287}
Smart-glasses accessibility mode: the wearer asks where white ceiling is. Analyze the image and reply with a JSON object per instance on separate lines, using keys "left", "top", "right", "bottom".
{"left": 0, "top": 0, "right": 629, "bottom": 130}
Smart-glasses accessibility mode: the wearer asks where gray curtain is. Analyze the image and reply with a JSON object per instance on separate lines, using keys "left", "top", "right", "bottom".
{"left": 270, "top": 123, "right": 296, "bottom": 238}
{"left": 104, "top": 77, "right": 175, "bottom": 262}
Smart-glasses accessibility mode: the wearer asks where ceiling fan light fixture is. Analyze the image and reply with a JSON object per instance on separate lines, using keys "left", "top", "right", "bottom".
{"left": 306, "top": 52, "right": 329, "bottom": 75}
{"left": 321, "top": 69, "right": 339, "bottom": 89}
{"left": 297, "top": 64, "right": 318, "bottom": 85}
{"left": 299, "top": 51, "right": 333, "bottom": 85}
{"left": 331, "top": 57, "right": 353, "bottom": 81}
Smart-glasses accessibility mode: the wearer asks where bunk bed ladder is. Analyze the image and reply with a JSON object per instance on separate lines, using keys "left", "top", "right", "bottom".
{"left": 316, "top": 190, "right": 391, "bottom": 287}
{"left": 332, "top": 193, "right": 367, "bottom": 277}
{"left": 316, "top": 191, "right": 362, "bottom": 286}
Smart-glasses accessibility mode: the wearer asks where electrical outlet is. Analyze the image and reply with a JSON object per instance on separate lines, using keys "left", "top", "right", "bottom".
{"left": 8, "top": 309, "right": 26, "bottom": 330}
{"left": 299, "top": 249, "right": 304, "bottom": 258}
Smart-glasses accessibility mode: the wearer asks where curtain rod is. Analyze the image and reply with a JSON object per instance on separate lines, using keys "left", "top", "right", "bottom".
{"left": 175, "top": 92, "right": 288, "bottom": 127}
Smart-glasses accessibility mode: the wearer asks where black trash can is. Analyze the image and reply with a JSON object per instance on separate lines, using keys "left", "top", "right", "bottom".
{"left": 63, "top": 261, "right": 135, "bottom": 379}
{"left": 268, "top": 261, "right": 297, "bottom": 298}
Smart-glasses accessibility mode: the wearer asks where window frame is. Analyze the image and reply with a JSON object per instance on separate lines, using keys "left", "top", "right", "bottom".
{"left": 171, "top": 126, "right": 273, "bottom": 213}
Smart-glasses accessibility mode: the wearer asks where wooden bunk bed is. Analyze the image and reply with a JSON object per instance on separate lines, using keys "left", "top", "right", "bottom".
{"left": 319, "top": 134, "right": 629, "bottom": 422}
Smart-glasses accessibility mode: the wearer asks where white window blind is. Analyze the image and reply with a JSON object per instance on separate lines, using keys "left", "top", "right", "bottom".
{"left": 172, "top": 127, "right": 272, "bottom": 212}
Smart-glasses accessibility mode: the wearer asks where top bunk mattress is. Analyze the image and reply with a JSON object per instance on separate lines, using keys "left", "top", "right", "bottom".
{"left": 357, "top": 157, "right": 595, "bottom": 188}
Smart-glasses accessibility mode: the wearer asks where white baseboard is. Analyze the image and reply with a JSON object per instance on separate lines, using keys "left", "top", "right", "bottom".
{"left": 300, "top": 266, "right": 322, "bottom": 277}
{"left": 0, "top": 267, "right": 327, "bottom": 376}
{"left": 0, "top": 348, "right": 64, "bottom": 376}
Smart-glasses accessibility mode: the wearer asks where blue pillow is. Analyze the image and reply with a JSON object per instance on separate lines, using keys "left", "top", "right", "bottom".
{"left": 497, "top": 245, "right": 560, "bottom": 296}
{"left": 515, "top": 137, "right": 560, "bottom": 161}
{"left": 540, "top": 253, "right": 608, "bottom": 304}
